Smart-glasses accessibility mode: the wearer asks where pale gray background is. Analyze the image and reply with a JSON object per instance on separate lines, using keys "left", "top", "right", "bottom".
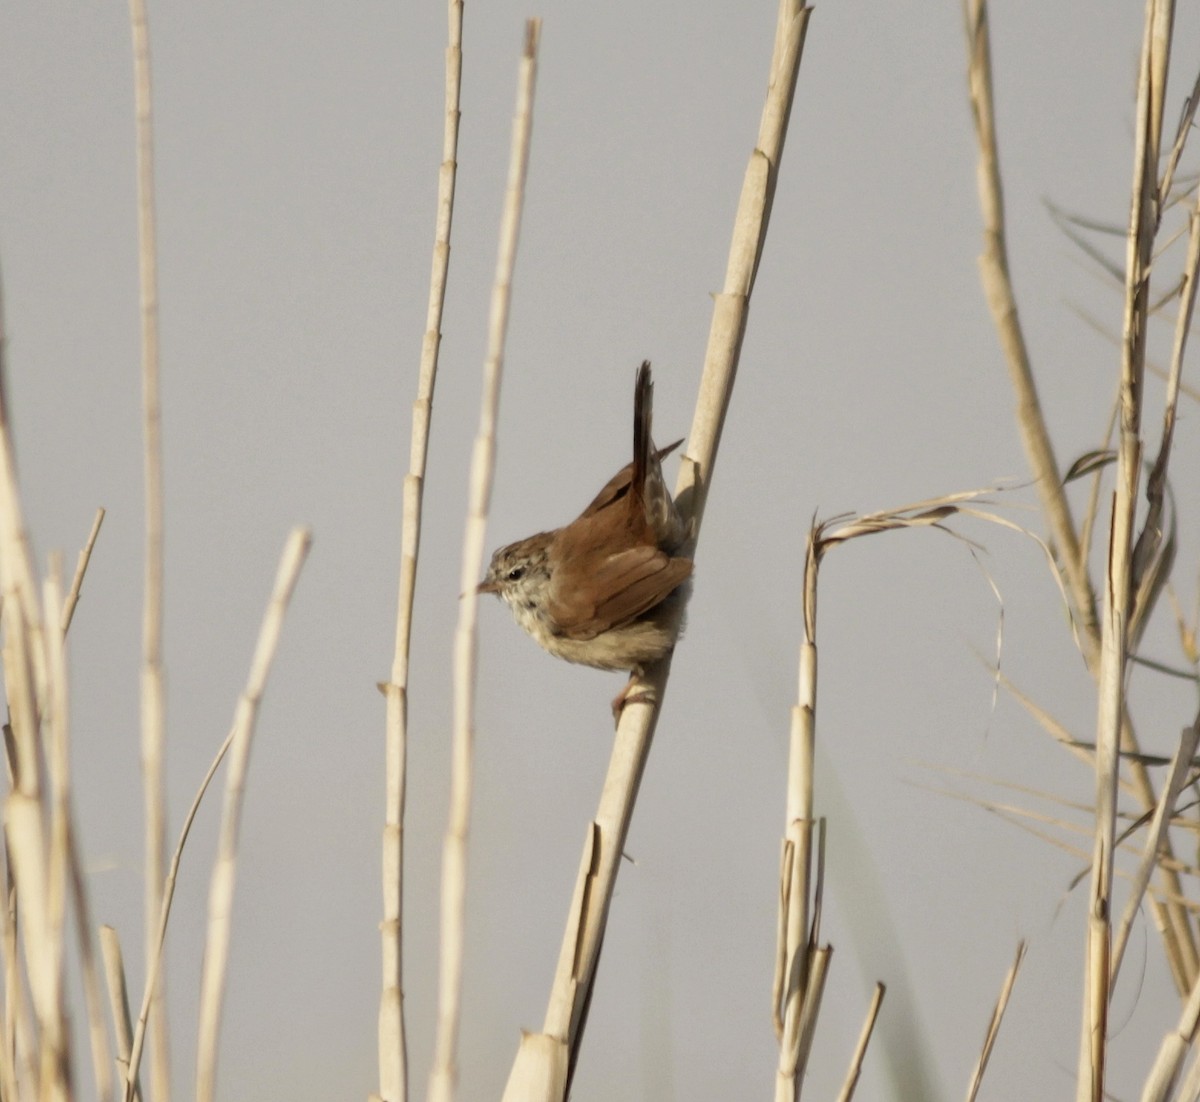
{"left": 2, "top": 2, "right": 1199, "bottom": 1099}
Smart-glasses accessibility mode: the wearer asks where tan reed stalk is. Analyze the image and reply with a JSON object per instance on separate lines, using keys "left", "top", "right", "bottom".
{"left": 835, "top": 984, "right": 884, "bottom": 1102}
{"left": 965, "top": 941, "right": 1026, "bottom": 1102}
{"left": 43, "top": 564, "right": 116, "bottom": 1102}
{"left": 775, "top": 491, "right": 1020, "bottom": 1095}
{"left": 376, "top": 4, "right": 465, "bottom": 1099}
{"left": 40, "top": 566, "right": 72, "bottom": 1102}
{"left": 503, "top": 8, "right": 812, "bottom": 1100}
{"left": 193, "top": 527, "right": 311, "bottom": 1102}
{"left": 101, "top": 926, "right": 141, "bottom": 1102}
{"left": 428, "top": 23, "right": 540, "bottom": 1102}
{"left": 774, "top": 524, "right": 821, "bottom": 1101}
{"left": 62, "top": 508, "right": 105, "bottom": 634}
{"left": 965, "top": 0, "right": 1097, "bottom": 647}
{"left": 1077, "top": 4, "right": 1169, "bottom": 1096}
{"left": 127, "top": 3, "right": 169, "bottom": 1097}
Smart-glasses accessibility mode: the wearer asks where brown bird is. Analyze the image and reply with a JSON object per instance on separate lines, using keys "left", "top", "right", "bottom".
{"left": 479, "top": 362, "right": 693, "bottom": 711}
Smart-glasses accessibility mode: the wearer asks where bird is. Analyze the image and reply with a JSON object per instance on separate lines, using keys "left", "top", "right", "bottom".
{"left": 478, "top": 361, "right": 693, "bottom": 713}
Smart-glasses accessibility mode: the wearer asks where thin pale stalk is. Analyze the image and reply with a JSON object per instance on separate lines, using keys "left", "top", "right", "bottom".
{"left": 61, "top": 508, "right": 104, "bottom": 635}
{"left": 428, "top": 25, "right": 538, "bottom": 1102}
{"left": 965, "top": 0, "right": 1097, "bottom": 648}
{"left": 1078, "top": 3, "right": 1168, "bottom": 1096}
{"left": 965, "top": 941, "right": 1026, "bottom": 1102}
{"left": 774, "top": 527, "right": 819, "bottom": 1083}
{"left": 194, "top": 528, "right": 310, "bottom": 1102}
{"left": 835, "top": 984, "right": 884, "bottom": 1102}
{"left": 379, "top": 3, "right": 464, "bottom": 1098}
{"left": 101, "top": 926, "right": 140, "bottom": 1102}
{"left": 127, "top": 4, "right": 168, "bottom": 1098}
{"left": 39, "top": 569, "right": 73, "bottom": 1102}
{"left": 42, "top": 561, "right": 114, "bottom": 1102}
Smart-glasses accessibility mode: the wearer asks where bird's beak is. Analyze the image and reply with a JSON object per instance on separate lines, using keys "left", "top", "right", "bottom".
{"left": 476, "top": 578, "right": 500, "bottom": 595}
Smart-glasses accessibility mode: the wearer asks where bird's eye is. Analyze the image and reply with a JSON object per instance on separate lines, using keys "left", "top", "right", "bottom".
{"left": 506, "top": 565, "right": 526, "bottom": 582}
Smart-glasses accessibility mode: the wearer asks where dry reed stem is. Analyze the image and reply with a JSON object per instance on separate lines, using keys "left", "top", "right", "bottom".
{"left": 773, "top": 524, "right": 819, "bottom": 1096}
{"left": 190, "top": 528, "right": 310, "bottom": 1102}
{"left": 834, "top": 983, "right": 884, "bottom": 1102}
{"left": 40, "top": 567, "right": 70, "bottom": 1101}
{"left": 783, "top": 490, "right": 1023, "bottom": 1094}
{"left": 965, "top": 940, "right": 1026, "bottom": 1102}
{"left": 429, "top": 22, "right": 539, "bottom": 1102}
{"left": 127, "top": 3, "right": 169, "bottom": 1097}
{"left": 101, "top": 926, "right": 140, "bottom": 1102}
{"left": 43, "top": 566, "right": 116, "bottom": 1102}
{"left": 503, "top": 6, "right": 811, "bottom": 1098}
{"left": 965, "top": 0, "right": 1097, "bottom": 648}
{"left": 62, "top": 508, "right": 105, "bottom": 634}
{"left": 1078, "top": 2, "right": 1169, "bottom": 1094}
{"left": 378, "top": 3, "right": 465, "bottom": 1098}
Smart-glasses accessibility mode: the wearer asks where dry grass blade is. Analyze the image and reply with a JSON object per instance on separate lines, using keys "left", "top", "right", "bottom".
{"left": 378, "top": 2, "right": 465, "bottom": 1097}
{"left": 193, "top": 528, "right": 311, "bottom": 1102}
{"left": 127, "top": 2, "right": 170, "bottom": 1095}
{"left": 1045, "top": 198, "right": 1127, "bottom": 283}
{"left": 835, "top": 984, "right": 885, "bottom": 1102}
{"left": 965, "top": 940, "right": 1026, "bottom": 1102}
{"left": 433, "top": 22, "right": 539, "bottom": 1102}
